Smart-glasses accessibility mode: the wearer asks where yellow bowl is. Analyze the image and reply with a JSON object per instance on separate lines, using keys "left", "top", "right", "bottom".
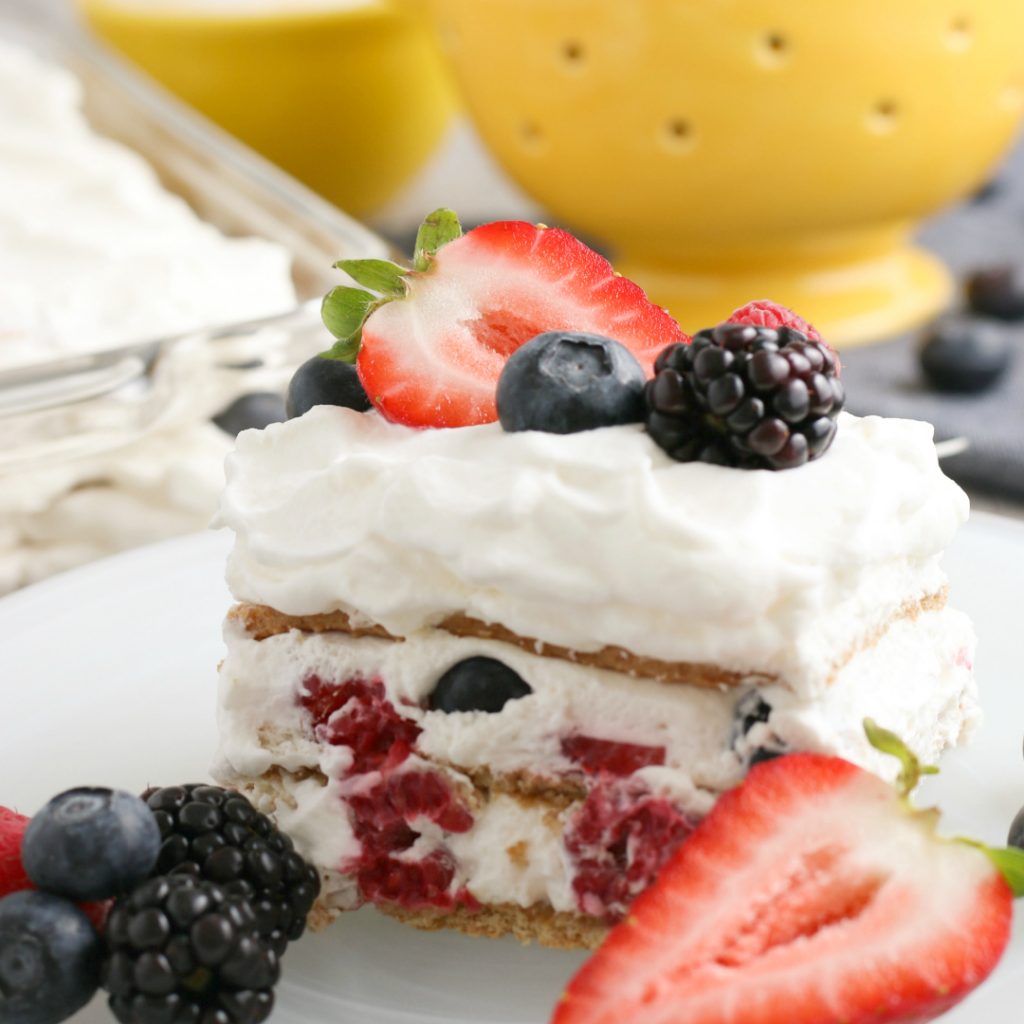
{"left": 79, "top": 0, "right": 456, "bottom": 218}
{"left": 429, "top": 0, "right": 1024, "bottom": 343}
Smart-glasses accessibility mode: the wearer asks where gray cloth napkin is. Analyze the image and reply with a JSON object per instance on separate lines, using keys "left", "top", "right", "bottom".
{"left": 842, "top": 143, "right": 1024, "bottom": 499}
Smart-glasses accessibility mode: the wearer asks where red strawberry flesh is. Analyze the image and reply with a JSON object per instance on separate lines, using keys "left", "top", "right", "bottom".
{"left": 358, "top": 221, "right": 688, "bottom": 428}
{"left": 553, "top": 753, "right": 1011, "bottom": 1024}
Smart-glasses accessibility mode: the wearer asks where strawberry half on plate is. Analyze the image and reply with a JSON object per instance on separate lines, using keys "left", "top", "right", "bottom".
{"left": 552, "top": 726, "right": 1021, "bottom": 1024}
{"left": 320, "top": 210, "right": 688, "bottom": 429}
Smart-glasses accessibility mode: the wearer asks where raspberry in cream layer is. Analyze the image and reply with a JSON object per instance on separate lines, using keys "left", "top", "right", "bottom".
{"left": 214, "top": 407, "right": 977, "bottom": 947}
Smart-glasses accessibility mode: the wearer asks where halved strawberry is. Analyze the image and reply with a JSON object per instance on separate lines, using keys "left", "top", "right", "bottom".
{"left": 727, "top": 299, "right": 841, "bottom": 373}
{"left": 321, "top": 210, "right": 688, "bottom": 428}
{"left": 553, "top": 751, "right": 1015, "bottom": 1024}
{"left": 0, "top": 805, "right": 109, "bottom": 930}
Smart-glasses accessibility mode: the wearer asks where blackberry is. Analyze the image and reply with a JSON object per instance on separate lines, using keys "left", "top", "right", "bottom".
{"left": 102, "top": 874, "right": 277, "bottom": 1024}
{"left": 142, "top": 785, "right": 319, "bottom": 957}
{"left": 645, "top": 323, "right": 844, "bottom": 470}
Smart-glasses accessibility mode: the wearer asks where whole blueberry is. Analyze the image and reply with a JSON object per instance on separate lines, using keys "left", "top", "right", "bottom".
{"left": 728, "top": 691, "right": 772, "bottom": 750}
{"left": 496, "top": 332, "right": 646, "bottom": 434}
{"left": 1009, "top": 805, "right": 1024, "bottom": 850}
{"left": 919, "top": 315, "right": 1012, "bottom": 394}
{"left": 286, "top": 356, "right": 372, "bottom": 419}
{"left": 966, "top": 265, "right": 1024, "bottom": 321}
{"left": 0, "top": 891, "right": 101, "bottom": 1024}
{"left": 22, "top": 788, "right": 160, "bottom": 902}
{"left": 213, "top": 393, "right": 286, "bottom": 436}
{"left": 429, "top": 657, "right": 533, "bottom": 713}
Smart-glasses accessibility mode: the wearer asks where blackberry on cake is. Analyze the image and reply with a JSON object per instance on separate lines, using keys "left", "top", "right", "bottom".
{"left": 645, "top": 322, "right": 844, "bottom": 469}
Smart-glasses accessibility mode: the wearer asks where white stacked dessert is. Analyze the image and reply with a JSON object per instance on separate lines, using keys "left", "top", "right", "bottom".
{"left": 213, "top": 216, "right": 977, "bottom": 948}
{"left": 214, "top": 407, "right": 975, "bottom": 948}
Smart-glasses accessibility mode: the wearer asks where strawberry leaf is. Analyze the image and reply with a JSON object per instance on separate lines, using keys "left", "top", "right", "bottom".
{"left": 863, "top": 719, "right": 939, "bottom": 798}
{"left": 958, "top": 840, "right": 1024, "bottom": 897}
{"left": 414, "top": 208, "right": 462, "bottom": 271}
{"left": 321, "top": 333, "right": 363, "bottom": 363}
{"left": 333, "top": 259, "right": 407, "bottom": 298}
{"left": 321, "top": 285, "right": 378, "bottom": 362}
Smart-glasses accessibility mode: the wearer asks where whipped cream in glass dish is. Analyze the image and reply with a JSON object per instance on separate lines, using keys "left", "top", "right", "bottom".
{"left": 0, "top": 32, "right": 373, "bottom": 593}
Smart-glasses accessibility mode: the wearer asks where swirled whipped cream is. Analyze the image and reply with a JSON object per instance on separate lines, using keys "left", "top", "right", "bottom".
{"left": 219, "top": 409, "right": 968, "bottom": 697}
{"left": 0, "top": 40, "right": 297, "bottom": 592}
{"left": 0, "top": 41, "right": 295, "bottom": 368}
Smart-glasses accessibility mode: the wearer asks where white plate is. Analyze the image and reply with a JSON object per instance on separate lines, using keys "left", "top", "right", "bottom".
{"left": 1, "top": 515, "right": 1023, "bottom": 1024}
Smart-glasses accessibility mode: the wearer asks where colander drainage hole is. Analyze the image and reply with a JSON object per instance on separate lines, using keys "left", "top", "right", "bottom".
{"left": 868, "top": 99, "right": 900, "bottom": 134}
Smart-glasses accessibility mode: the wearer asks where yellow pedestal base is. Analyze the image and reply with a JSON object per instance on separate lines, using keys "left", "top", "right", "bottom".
{"left": 618, "top": 242, "right": 951, "bottom": 349}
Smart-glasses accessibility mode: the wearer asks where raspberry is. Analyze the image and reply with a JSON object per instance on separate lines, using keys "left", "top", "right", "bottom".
{"left": 300, "top": 675, "right": 477, "bottom": 912}
{"left": 384, "top": 772, "right": 475, "bottom": 833}
{"left": 565, "top": 780, "right": 693, "bottom": 922}
{"left": 346, "top": 770, "right": 475, "bottom": 909}
{"left": 142, "top": 785, "right": 320, "bottom": 957}
{"left": 561, "top": 736, "right": 666, "bottom": 777}
{"left": 728, "top": 300, "right": 820, "bottom": 340}
{"left": 102, "top": 874, "right": 277, "bottom": 1024}
{"left": 300, "top": 676, "right": 421, "bottom": 773}
{"left": 728, "top": 300, "right": 842, "bottom": 374}
{"left": 646, "top": 323, "right": 844, "bottom": 470}
{"left": 357, "top": 849, "right": 479, "bottom": 911}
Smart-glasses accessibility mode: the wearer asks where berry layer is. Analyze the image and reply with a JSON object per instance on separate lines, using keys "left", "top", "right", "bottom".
{"left": 214, "top": 605, "right": 977, "bottom": 944}
{"left": 218, "top": 409, "right": 968, "bottom": 699}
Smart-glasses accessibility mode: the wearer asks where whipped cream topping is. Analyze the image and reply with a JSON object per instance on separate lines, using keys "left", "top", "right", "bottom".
{"left": 0, "top": 41, "right": 297, "bottom": 592}
{"left": 220, "top": 410, "right": 968, "bottom": 696}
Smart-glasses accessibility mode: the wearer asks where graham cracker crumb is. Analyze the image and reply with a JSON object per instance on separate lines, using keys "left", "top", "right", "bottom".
{"left": 506, "top": 841, "right": 530, "bottom": 868}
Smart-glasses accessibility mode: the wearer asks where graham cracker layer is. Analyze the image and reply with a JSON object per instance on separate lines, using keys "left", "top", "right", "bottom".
{"left": 379, "top": 901, "right": 606, "bottom": 950}
{"left": 230, "top": 587, "right": 948, "bottom": 690}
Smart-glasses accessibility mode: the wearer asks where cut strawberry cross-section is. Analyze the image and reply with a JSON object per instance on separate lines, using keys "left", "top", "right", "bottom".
{"left": 552, "top": 734, "right": 1021, "bottom": 1024}
{"left": 321, "top": 210, "right": 689, "bottom": 429}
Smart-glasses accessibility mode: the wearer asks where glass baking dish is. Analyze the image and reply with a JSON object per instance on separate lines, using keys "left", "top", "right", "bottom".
{"left": 0, "top": 10, "right": 391, "bottom": 470}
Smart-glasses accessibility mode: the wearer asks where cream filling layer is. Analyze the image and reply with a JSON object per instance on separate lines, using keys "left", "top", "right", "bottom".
{"left": 215, "top": 607, "right": 977, "bottom": 913}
